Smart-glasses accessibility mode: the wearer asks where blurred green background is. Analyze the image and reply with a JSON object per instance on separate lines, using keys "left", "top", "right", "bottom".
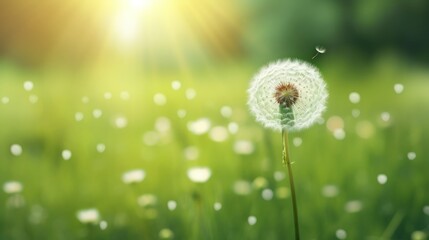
{"left": 1, "top": 0, "right": 429, "bottom": 239}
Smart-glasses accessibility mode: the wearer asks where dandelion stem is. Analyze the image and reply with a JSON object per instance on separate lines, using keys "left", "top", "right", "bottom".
{"left": 282, "top": 129, "right": 300, "bottom": 240}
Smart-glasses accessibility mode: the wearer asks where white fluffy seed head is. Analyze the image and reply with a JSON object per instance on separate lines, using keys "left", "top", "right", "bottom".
{"left": 248, "top": 59, "right": 328, "bottom": 132}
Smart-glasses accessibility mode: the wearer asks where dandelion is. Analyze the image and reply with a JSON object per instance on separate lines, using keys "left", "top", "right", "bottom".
{"left": 248, "top": 59, "right": 327, "bottom": 132}
{"left": 248, "top": 59, "right": 328, "bottom": 240}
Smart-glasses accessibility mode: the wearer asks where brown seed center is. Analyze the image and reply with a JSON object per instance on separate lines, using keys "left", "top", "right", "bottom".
{"left": 274, "top": 83, "right": 299, "bottom": 108}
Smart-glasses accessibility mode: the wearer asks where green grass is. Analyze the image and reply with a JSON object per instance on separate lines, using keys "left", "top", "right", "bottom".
{"left": 0, "top": 56, "right": 428, "bottom": 240}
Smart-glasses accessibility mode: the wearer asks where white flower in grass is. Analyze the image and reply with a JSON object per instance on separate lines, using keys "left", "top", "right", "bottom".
{"left": 187, "top": 167, "right": 211, "bottom": 183}
{"left": 122, "top": 169, "right": 146, "bottom": 184}
{"left": 76, "top": 208, "right": 100, "bottom": 224}
{"left": 248, "top": 59, "right": 328, "bottom": 132}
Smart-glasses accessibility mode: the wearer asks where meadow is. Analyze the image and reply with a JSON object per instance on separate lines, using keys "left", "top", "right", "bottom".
{"left": 1, "top": 54, "right": 429, "bottom": 240}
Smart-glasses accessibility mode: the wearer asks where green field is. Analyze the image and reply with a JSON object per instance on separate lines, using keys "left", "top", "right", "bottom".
{"left": 1, "top": 55, "right": 429, "bottom": 240}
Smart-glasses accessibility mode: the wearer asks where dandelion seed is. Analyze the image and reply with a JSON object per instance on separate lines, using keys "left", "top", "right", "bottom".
{"left": 120, "top": 91, "right": 130, "bottom": 100}
{"left": 167, "top": 200, "right": 177, "bottom": 211}
{"left": 10, "top": 144, "right": 23, "bottom": 156}
{"left": 214, "top": 202, "right": 222, "bottom": 211}
{"left": 171, "top": 80, "right": 181, "bottom": 90}
{"left": 62, "top": 149, "right": 72, "bottom": 160}
{"left": 3, "top": 181, "right": 23, "bottom": 194}
{"left": 220, "top": 106, "right": 233, "bottom": 118}
{"left": 209, "top": 126, "right": 229, "bottom": 142}
{"left": 159, "top": 228, "right": 174, "bottom": 239}
{"left": 228, "top": 122, "right": 239, "bottom": 134}
{"left": 377, "top": 174, "right": 388, "bottom": 184}
{"left": 29, "top": 94, "right": 38, "bottom": 104}
{"left": 336, "top": 229, "right": 347, "bottom": 239}
{"left": 154, "top": 93, "right": 167, "bottom": 105}
{"left": 394, "top": 83, "right": 404, "bottom": 94}
{"left": 349, "top": 92, "right": 360, "bottom": 104}
{"left": 1, "top": 96, "right": 10, "bottom": 104}
{"left": 262, "top": 189, "right": 274, "bottom": 200}
{"left": 75, "top": 112, "right": 84, "bottom": 122}
{"left": 312, "top": 46, "right": 326, "bottom": 59}
{"left": 114, "top": 116, "right": 128, "bottom": 128}
{"left": 104, "top": 92, "right": 112, "bottom": 100}
{"left": 92, "top": 109, "right": 103, "bottom": 118}
{"left": 76, "top": 208, "right": 100, "bottom": 224}
{"left": 187, "top": 167, "right": 211, "bottom": 183}
{"left": 186, "top": 88, "right": 196, "bottom": 100}
{"left": 99, "top": 221, "right": 108, "bottom": 230}
{"left": 293, "top": 137, "right": 302, "bottom": 147}
{"left": 96, "top": 143, "right": 106, "bottom": 153}
{"left": 248, "top": 216, "right": 257, "bottom": 225}
{"left": 345, "top": 200, "right": 363, "bottom": 213}
{"left": 322, "top": 185, "right": 339, "bottom": 198}
{"left": 248, "top": 59, "right": 328, "bottom": 132}
{"left": 184, "top": 146, "right": 199, "bottom": 160}
{"left": 407, "top": 152, "right": 416, "bottom": 160}
{"left": 23, "top": 81, "right": 34, "bottom": 91}
{"left": 122, "top": 169, "right": 145, "bottom": 184}
{"left": 137, "top": 194, "right": 157, "bottom": 207}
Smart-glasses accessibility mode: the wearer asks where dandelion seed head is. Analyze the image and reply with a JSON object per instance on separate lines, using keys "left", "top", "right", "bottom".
{"left": 333, "top": 128, "right": 346, "bottom": 140}
{"left": 159, "top": 228, "right": 174, "bottom": 239}
{"left": 92, "top": 109, "right": 103, "bottom": 118}
{"left": 138, "top": 194, "right": 157, "bottom": 207}
{"left": 233, "top": 180, "right": 252, "bottom": 195}
{"left": 114, "top": 116, "right": 128, "bottom": 128}
{"left": 248, "top": 59, "right": 328, "bottom": 132}
{"left": 155, "top": 117, "right": 171, "bottom": 133}
{"left": 187, "top": 118, "right": 211, "bottom": 135}
{"left": 351, "top": 109, "right": 360, "bottom": 118}
{"left": 220, "top": 106, "right": 233, "bottom": 118}
{"left": 322, "top": 185, "right": 339, "bottom": 198}
{"left": 345, "top": 200, "right": 363, "bottom": 213}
